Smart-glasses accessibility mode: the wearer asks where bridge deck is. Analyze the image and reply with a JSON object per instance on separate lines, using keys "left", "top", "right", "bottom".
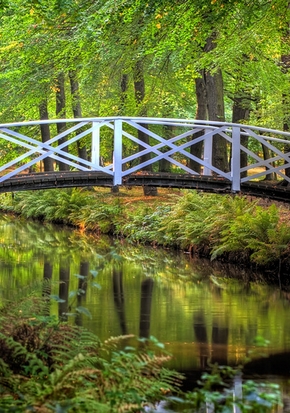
{"left": 1, "top": 171, "right": 289, "bottom": 203}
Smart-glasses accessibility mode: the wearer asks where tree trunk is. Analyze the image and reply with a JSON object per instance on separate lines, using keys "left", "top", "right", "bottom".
{"left": 69, "top": 69, "right": 88, "bottom": 161}
{"left": 159, "top": 124, "right": 173, "bottom": 173}
{"left": 119, "top": 73, "right": 129, "bottom": 114}
{"left": 39, "top": 100, "right": 54, "bottom": 172}
{"left": 281, "top": 2, "right": 290, "bottom": 184}
{"left": 262, "top": 145, "right": 276, "bottom": 181}
{"left": 232, "top": 94, "right": 251, "bottom": 178}
{"left": 189, "top": 76, "right": 208, "bottom": 173}
{"left": 133, "top": 60, "right": 151, "bottom": 168}
{"left": 282, "top": 58, "right": 290, "bottom": 181}
{"left": 204, "top": 36, "right": 229, "bottom": 172}
{"left": 133, "top": 60, "right": 158, "bottom": 196}
{"left": 56, "top": 72, "right": 69, "bottom": 171}
{"left": 205, "top": 67, "right": 228, "bottom": 172}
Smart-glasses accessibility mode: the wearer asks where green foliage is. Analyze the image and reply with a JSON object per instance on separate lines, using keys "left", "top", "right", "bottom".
{"left": 121, "top": 204, "right": 172, "bottom": 244}
{"left": 73, "top": 197, "right": 124, "bottom": 234}
{"left": 211, "top": 204, "right": 290, "bottom": 264}
{"left": 5, "top": 188, "right": 96, "bottom": 223}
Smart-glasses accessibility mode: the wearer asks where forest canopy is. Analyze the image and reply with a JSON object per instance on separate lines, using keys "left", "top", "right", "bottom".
{"left": 0, "top": 0, "right": 288, "bottom": 130}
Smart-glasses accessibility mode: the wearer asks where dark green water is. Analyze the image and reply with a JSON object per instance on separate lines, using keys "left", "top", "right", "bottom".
{"left": 1, "top": 213, "right": 290, "bottom": 380}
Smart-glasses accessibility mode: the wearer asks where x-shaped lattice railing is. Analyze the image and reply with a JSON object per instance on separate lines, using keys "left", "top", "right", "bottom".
{"left": 0, "top": 117, "right": 289, "bottom": 191}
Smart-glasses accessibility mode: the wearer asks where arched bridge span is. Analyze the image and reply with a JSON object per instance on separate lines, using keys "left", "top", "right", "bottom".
{"left": 0, "top": 117, "right": 289, "bottom": 201}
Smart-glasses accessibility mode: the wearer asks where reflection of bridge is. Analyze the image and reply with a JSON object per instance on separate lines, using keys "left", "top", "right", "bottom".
{"left": 0, "top": 117, "right": 290, "bottom": 200}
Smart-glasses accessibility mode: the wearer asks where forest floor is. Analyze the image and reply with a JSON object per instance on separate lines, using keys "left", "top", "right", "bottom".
{"left": 104, "top": 185, "right": 290, "bottom": 224}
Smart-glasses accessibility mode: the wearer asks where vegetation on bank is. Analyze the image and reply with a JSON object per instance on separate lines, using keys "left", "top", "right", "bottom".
{"left": 1, "top": 187, "right": 290, "bottom": 274}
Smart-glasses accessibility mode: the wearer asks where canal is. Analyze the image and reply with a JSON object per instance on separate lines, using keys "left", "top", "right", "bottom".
{"left": 1, "top": 213, "right": 290, "bottom": 394}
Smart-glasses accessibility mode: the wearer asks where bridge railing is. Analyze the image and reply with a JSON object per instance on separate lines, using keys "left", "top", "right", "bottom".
{"left": 0, "top": 116, "right": 289, "bottom": 191}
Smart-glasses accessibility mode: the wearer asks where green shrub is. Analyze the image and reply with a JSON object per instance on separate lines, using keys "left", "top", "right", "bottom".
{"left": 211, "top": 204, "right": 290, "bottom": 265}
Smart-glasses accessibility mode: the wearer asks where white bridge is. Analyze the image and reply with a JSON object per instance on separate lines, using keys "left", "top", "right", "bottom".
{"left": 0, "top": 116, "right": 289, "bottom": 195}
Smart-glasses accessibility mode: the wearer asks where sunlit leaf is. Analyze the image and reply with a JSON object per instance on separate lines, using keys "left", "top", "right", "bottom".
{"left": 50, "top": 295, "right": 66, "bottom": 303}
{"left": 76, "top": 306, "right": 92, "bottom": 319}
{"left": 91, "top": 282, "right": 101, "bottom": 289}
{"left": 90, "top": 270, "right": 99, "bottom": 278}
{"left": 74, "top": 274, "right": 86, "bottom": 280}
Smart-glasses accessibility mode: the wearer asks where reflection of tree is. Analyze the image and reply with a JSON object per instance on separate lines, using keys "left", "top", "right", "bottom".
{"left": 42, "top": 260, "right": 53, "bottom": 315}
{"left": 211, "top": 320, "right": 229, "bottom": 365}
{"left": 139, "top": 278, "right": 154, "bottom": 338}
{"left": 43, "top": 261, "right": 53, "bottom": 295}
{"left": 193, "top": 311, "right": 209, "bottom": 369}
{"left": 113, "top": 266, "right": 128, "bottom": 335}
{"left": 59, "top": 260, "right": 70, "bottom": 320}
{"left": 75, "top": 261, "right": 89, "bottom": 327}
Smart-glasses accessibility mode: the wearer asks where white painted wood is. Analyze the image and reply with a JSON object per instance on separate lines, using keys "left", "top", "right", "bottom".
{"left": 0, "top": 117, "right": 289, "bottom": 192}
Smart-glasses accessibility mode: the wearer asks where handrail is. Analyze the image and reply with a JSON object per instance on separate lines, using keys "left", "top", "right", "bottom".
{"left": 0, "top": 117, "right": 289, "bottom": 192}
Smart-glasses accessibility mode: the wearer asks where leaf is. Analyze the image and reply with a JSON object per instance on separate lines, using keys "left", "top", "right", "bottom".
{"left": 50, "top": 295, "right": 66, "bottom": 303}
{"left": 95, "top": 254, "right": 104, "bottom": 259}
{"left": 74, "top": 274, "right": 86, "bottom": 280}
{"left": 75, "top": 306, "right": 92, "bottom": 319}
{"left": 91, "top": 282, "right": 101, "bottom": 289}
{"left": 124, "top": 346, "right": 136, "bottom": 352}
{"left": 90, "top": 270, "right": 99, "bottom": 278}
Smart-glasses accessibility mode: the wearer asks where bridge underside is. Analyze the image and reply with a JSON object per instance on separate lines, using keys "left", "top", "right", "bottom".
{"left": 1, "top": 172, "right": 289, "bottom": 203}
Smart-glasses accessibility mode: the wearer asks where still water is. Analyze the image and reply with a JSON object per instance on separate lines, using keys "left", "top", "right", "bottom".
{"left": 1, "top": 213, "right": 290, "bottom": 381}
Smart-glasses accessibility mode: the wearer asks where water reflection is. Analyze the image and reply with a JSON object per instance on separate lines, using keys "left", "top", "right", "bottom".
{"left": 113, "top": 266, "right": 128, "bottom": 335}
{"left": 1, "top": 214, "right": 290, "bottom": 378}
{"left": 193, "top": 312, "right": 209, "bottom": 369}
{"left": 139, "top": 278, "right": 154, "bottom": 338}
{"left": 59, "top": 260, "right": 70, "bottom": 319}
{"left": 75, "top": 262, "right": 90, "bottom": 326}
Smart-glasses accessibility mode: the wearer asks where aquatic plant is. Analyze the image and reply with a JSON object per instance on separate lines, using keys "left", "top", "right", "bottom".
{"left": 170, "top": 364, "right": 281, "bottom": 413}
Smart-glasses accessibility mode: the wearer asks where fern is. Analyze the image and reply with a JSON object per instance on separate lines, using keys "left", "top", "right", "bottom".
{"left": 0, "top": 290, "right": 182, "bottom": 412}
{"left": 211, "top": 203, "right": 290, "bottom": 265}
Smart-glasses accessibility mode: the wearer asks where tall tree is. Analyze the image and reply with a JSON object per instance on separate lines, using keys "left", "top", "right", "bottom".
{"left": 56, "top": 72, "right": 69, "bottom": 171}
{"left": 69, "top": 69, "right": 88, "bottom": 161}
{"left": 281, "top": 1, "right": 290, "bottom": 183}
{"left": 39, "top": 99, "right": 54, "bottom": 172}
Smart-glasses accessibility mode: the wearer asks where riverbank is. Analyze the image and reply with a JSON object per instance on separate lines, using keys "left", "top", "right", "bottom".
{"left": 0, "top": 187, "right": 290, "bottom": 284}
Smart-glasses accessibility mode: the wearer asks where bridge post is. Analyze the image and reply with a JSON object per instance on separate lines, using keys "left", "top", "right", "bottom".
{"left": 231, "top": 126, "right": 241, "bottom": 192}
{"left": 113, "top": 119, "right": 123, "bottom": 186}
{"left": 91, "top": 122, "right": 100, "bottom": 167}
{"left": 203, "top": 132, "right": 213, "bottom": 175}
